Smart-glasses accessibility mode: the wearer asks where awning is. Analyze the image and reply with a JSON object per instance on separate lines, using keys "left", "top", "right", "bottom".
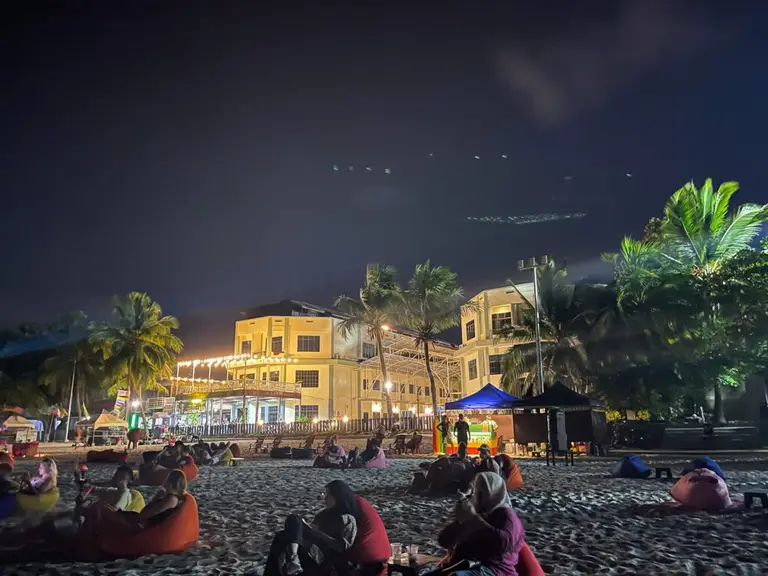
{"left": 513, "top": 382, "right": 601, "bottom": 409}
{"left": 93, "top": 412, "right": 129, "bottom": 429}
{"left": 1, "top": 414, "right": 36, "bottom": 429}
{"left": 444, "top": 384, "right": 518, "bottom": 411}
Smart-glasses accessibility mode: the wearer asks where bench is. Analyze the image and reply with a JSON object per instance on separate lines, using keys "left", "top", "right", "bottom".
{"left": 744, "top": 491, "right": 768, "bottom": 509}
{"left": 655, "top": 467, "right": 673, "bottom": 479}
{"left": 230, "top": 457, "right": 245, "bottom": 467}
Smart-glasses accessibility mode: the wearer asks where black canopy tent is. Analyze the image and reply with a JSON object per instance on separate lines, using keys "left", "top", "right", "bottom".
{"left": 511, "top": 383, "right": 607, "bottom": 448}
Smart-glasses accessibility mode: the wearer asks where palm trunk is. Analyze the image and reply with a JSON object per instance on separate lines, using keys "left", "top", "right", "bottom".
{"left": 374, "top": 330, "right": 393, "bottom": 417}
{"left": 138, "top": 385, "right": 150, "bottom": 441}
{"left": 423, "top": 341, "right": 438, "bottom": 418}
{"left": 713, "top": 383, "right": 726, "bottom": 425}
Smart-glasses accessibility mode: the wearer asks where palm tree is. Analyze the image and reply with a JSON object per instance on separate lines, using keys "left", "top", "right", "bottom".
{"left": 500, "top": 261, "right": 592, "bottom": 396}
{"left": 335, "top": 264, "right": 400, "bottom": 416}
{"left": 92, "top": 292, "right": 183, "bottom": 440}
{"left": 399, "top": 261, "right": 469, "bottom": 417}
{"left": 608, "top": 179, "right": 768, "bottom": 423}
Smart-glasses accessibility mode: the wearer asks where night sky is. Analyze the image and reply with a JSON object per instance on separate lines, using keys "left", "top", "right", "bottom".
{"left": 2, "top": 1, "right": 767, "bottom": 352}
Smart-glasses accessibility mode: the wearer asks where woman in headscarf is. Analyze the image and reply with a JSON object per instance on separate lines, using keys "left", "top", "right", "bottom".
{"left": 313, "top": 435, "right": 346, "bottom": 469}
{"left": 264, "top": 480, "right": 389, "bottom": 576}
{"left": 437, "top": 472, "right": 525, "bottom": 576}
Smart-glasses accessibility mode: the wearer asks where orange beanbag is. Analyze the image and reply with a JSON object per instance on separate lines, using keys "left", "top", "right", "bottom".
{"left": 79, "top": 494, "right": 199, "bottom": 560}
{"left": 499, "top": 454, "right": 524, "bottom": 490}
{"left": 229, "top": 443, "right": 241, "bottom": 458}
{"left": 517, "top": 542, "right": 545, "bottom": 576}
{"left": 140, "top": 462, "right": 198, "bottom": 486}
{"left": 0, "top": 452, "right": 14, "bottom": 468}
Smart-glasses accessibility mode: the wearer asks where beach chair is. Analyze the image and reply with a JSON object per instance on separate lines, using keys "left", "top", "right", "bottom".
{"left": 405, "top": 434, "right": 423, "bottom": 455}
{"left": 389, "top": 434, "right": 407, "bottom": 455}
{"left": 264, "top": 435, "right": 283, "bottom": 453}
{"left": 247, "top": 437, "right": 265, "bottom": 455}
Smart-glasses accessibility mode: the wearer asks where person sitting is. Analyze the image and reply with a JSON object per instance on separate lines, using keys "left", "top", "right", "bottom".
{"left": 83, "top": 464, "right": 134, "bottom": 511}
{"left": 347, "top": 438, "right": 383, "bottom": 468}
{"left": 437, "top": 472, "right": 526, "bottom": 576}
{"left": 19, "top": 457, "right": 57, "bottom": 495}
{"left": 210, "top": 442, "right": 234, "bottom": 466}
{"left": 264, "top": 480, "right": 390, "bottom": 576}
{"left": 192, "top": 441, "right": 213, "bottom": 465}
{"left": 314, "top": 435, "right": 346, "bottom": 469}
{"left": 0, "top": 462, "right": 19, "bottom": 498}
{"left": 474, "top": 445, "right": 500, "bottom": 475}
{"left": 405, "top": 432, "right": 421, "bottom": 454}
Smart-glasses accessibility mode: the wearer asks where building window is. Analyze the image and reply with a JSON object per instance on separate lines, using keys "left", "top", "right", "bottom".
{"left": 399, "top": 383, "right": 406, "bottom": 394}
{"left": 465, "top": 320, "right": 476, "bottom": 341}
{"left": 267, "top": 405, "right": 280, "bottom": 423}
{"left": 373, "top": 379, "right": 381, "bottom": 391}
{"left": 363, "top": 379, "right": 369, "bottom": 390}
{"left": 246, "top": 373, "right": 255, "bottom": 380}
{"left": 489, "top": 354, "right": 504, "bottom": 375}
{"left": 261, "top": 372, "right": 267, "bottom": 381}
{"left": 362, "top": 342, "right": 376, "bottom": 359}
{"left": 240, "top": 340, "right": 252, "bottom": 355}
{"left": 269, "top": 370, "right": 280, "bottom": 382}
{"left": 297, "top": 335, "right": 321, "bottom": 352}
{"left": 363, "top": 412, "right": 369, "bottom": 420}
{"left": 296, "top": 370, "right": 319, "bottom": 388}
{"left": 408, "top": 384, "right": 415, "bottom": 395}
{"left": 425, "top": 387, "right": 430, "bottom": 397}
{"left": 468, "top": 359, "right": 478, "bottom": 380}
{"left": 271, "top": 336, "right": 283, "bottom": 354}
{"left": 491, "top": 311, "right": 512, "bottom": 333}
{"left": 295, "top": 405, "right": 319, "bottom": 420}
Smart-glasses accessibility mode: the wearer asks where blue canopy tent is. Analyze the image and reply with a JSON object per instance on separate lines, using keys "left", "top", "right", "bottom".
{"left": 444, "top": 383, "right": 519, "bottom": 411}
{"left": 442, "top": 384, "right": 519, "bottom": 455}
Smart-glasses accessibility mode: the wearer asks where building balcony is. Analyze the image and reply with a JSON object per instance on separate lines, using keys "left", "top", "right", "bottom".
{"left": 169, "top": 378, "right": 302, "bottom": 400}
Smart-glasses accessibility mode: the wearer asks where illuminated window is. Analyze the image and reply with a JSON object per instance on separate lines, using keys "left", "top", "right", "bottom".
{"left": 465, "top": 320, "right": 476, "bottom": 341}
{"left": 468, "top": 359, "right": 478, "bottom": 380}
{"left": 409, "top": 384, "right": 415, "bottom": 394}
{"left": 491, "top": 312, "right": 512, "bottom": 333}
{"left": 489, "top": 354, "right": 504, "bottom": 375}
{"left": 271, "top": 336, "right": 283, "bottom": 354}
{"left": 296, "top": 370, "right": 319, "bottom": 388}
{"left": 240, "top": 340, "right": 252, "bottom": 355}
{"left": 270, "top": 371, "right": 280, "bottom": 382}
{"left": 295, "top": 405, "right": 319, "bottom": 420}
{"left": 297, "top": 335, "right": 320, "bottom": 352}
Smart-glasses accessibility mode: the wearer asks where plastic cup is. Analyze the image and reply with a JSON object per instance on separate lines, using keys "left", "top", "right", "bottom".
{"left": 390, "top": 543, "right": 401, "bottom": 564}
{"left": 408, "top": 544, "right": 419, "bottom": 565}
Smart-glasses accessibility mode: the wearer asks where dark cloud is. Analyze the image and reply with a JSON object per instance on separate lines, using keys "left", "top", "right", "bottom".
{"left": 496, "top": 1, "right": 718, "bottom": 127}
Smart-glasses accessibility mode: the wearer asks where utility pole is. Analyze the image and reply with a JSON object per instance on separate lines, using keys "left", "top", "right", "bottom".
{"left": 517, "top": 256, "right": 548, "bottom": 396}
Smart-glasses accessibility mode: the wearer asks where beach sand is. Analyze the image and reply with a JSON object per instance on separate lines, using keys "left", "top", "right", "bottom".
{"left": 2, "top": 455, "right": 768, "bottom": 575}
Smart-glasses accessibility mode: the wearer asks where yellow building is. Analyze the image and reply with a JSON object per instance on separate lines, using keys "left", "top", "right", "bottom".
{"left": 455, "top": 283, "right": 534, "bottom": 397}
{"left": 173, "top": 300, "right": 462, "bottom": 424}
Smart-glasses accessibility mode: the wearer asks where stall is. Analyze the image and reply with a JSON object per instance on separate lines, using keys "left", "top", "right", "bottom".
{"left": 443, "top": 384, "right": 519, "bottom": 455}
{"left": 511, "top": 382, "right": 607, "bottom": 455}
{"left": 79, "top": 412, "right": 129, "bottom": 446}
{"left": 0, "top": 414, "right": 39, "bottom": 457}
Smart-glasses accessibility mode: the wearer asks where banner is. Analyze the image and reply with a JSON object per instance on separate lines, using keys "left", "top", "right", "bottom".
{"left": 112, "top": 389, "right": 130, "bottom": 420}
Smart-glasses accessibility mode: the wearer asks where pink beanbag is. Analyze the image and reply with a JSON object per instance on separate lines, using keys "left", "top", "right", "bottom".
{"left": 364, "top": 449, "right": 388, "bottom": 469}
{"left": 670, "top": 468, "right": 732, "bottom": 510}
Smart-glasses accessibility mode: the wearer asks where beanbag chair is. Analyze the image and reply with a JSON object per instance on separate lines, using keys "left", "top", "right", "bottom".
{"left": 0, "top": 452, "right": 14, "bottom": 467}
{"left": 498, "top": 454, "right": 525, "bottom": 489}
{"left": 682, "top": 456, "right": 725, "bottom": 480}
{"left": 79, "top": 493, "right": 199, "bottom": 560}
{"left": 15, "top": 487, "right": 60, "bottom": 513}
{"left": 0, "top": 493, "right": 16, "bottom": 519}
{"left": 291, "top": 447, "right": 315, "bottom": 460}
{"left": 87, "top": 449, "right": 128, "bottom": 464}
{"left": 125, "top": 489, "right": 145, "bottom": 513}
{"left": 517, "top": 542, "right": 545, "bottom": 576}
{"left": 670, "top": 469, "right": 732, "bottom": 510}
{"left": 363, "top": 449, "right": 388, "bottom": 469}
{"left": 270, "top": 447, "right": 293, "bottom": 459}
{"left": 611, "top": 455, "right": 651, "bottom": 479}
{"left": 229, "top": 443, "right": 241, "bottom": 458}
{"left": 217, "top": 449, "right": 233, "bottom": 466}
{"left": 139, "top": 462, "right": 198, "bottom": 486}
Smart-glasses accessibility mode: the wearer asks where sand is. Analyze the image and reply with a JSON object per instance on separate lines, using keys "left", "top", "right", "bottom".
{"left": 2, "top": 454, "right": 768, "bottom": 575}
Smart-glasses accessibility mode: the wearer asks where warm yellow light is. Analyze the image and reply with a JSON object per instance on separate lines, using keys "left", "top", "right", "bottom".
{"left": 384, "top": 381, "right": 392, "bottom": 391}
{"left": 392, "top": 406, "right": 400, "bottom": 414}
{"left": 342, "top": 415, "right": 349, "bottom": 423}
{"left": 372, "top": 403, "right": 382, "bottom": 413}
{"left": 257, "top": 419, "right": 264, "bottom": 425}
{"left": 424, "top": 407, "right": 433, "bottom": 415}
{"left": 409, "top": 407, "right": 416, "bottom": 413}
{"left": 312, "top": 417, "right": 319, "bottom": 424}
{"left": 381, "top": 324, "right": 390, "bottom": 331}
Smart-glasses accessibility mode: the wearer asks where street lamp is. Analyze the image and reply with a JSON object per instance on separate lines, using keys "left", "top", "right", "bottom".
{"left": 517, "top": 256, "right": 548, "bottom": 395}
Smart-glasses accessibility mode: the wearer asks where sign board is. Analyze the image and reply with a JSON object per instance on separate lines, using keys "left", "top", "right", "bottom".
{"left": 548, "top": 409, "right": 568, "bottom": 452}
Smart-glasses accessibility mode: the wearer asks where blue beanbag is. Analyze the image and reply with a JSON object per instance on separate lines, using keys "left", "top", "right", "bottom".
{"left": 612, "top": 455, "right": 651, "bottom": 479}
{"left": 291, "top": 448, "right": 315, "bottom": 460}
{"left": 682, "top": 456, "right": 725, "bottom": 480}
{"left": 270, "top": 447, "right": 293, "bottom": 459}
{"left": 0, "top": 493, "right": 16, "bottom": 519}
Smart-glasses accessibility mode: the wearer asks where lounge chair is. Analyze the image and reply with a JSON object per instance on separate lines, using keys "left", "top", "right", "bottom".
{"left": 405, "top": 434, "right": 423, "bottom": 455}
{"left": 389, "top": 434, "right": 407, "bottom": 455}
{"left": 264, "top": 435, "right": 282, "bottom": 453}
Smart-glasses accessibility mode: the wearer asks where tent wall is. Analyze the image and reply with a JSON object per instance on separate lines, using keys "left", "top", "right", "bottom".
{"left": 514, "top": 413, "right": 548, "bottom": 444}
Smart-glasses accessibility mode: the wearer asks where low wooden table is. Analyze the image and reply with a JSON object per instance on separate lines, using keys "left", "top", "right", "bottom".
{"left": 388, "top": 554, "right": 442, "bottom": 576}
{"left": 230, "top": 457, "right": 245, "bottom": 467}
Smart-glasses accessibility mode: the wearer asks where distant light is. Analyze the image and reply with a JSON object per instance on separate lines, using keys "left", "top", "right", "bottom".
{"left": 131, "top": 401, "right": 140, "bottom": 408}
{"left": 372, "top": 403, "right": 382, "bottom": 413}
{"left": 501, "top": 154, "right": 507, "bottom": 159}
{"left": 312, "top": 417, "right": 319, "bottom": 424}
{"left": 384, "top": 168, "right": 391, "bottom": 174}
{"left": 392, "top": 406, "right": 400, "bottom": 414}
{"left": 384, "top": 381, "right": 392, "bottom": 391}
{"left": 381, "top": 324, "right": 390, "bottom": 331}
{"left": 425, "top": 407, "right": 433, "bottom": 415}
{"left": 474, "top": 155, "right": 480, "bottom": 160}
{"left": 342, "top": 415, "right": 349, "bottom": 423}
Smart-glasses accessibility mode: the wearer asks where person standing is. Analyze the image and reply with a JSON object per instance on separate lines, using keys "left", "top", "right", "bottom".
{"left": 454, "top": 414, "right": 471, "bottom": 448}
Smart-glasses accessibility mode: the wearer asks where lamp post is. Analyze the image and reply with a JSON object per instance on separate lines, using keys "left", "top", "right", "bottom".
{"left": 517, "top": 256, "right": 548, "bottom": 396}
